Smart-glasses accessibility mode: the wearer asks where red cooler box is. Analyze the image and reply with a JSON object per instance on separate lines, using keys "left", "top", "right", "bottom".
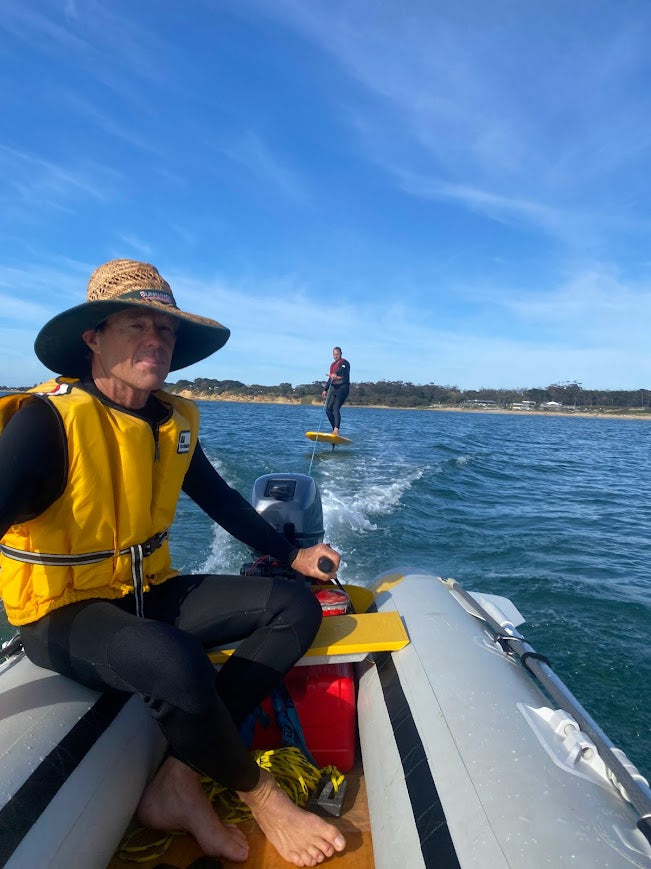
{"left": 250, "top": 662, "right": 356, "bottom": 772}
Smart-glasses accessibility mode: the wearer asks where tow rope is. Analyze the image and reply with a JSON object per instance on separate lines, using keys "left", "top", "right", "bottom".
{"left": 117, "top": 746, "right": 345, "bottom": 863}
{"left": 307, "top": 383, "right": 333, "bottom": 475}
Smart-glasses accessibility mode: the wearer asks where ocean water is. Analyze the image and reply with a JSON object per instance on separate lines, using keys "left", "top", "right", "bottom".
{"left": 2, "top": 401, "right": 650, "bottom": 779}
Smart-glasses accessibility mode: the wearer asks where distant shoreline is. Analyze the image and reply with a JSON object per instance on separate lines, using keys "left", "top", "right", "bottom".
{"left": 173, "top": 390, "right": 651, "bottom": 421}
{"left": 3, "top": 386, "right": 647, "bottom": 421}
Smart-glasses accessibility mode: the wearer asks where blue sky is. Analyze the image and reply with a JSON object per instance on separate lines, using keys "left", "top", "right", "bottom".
{"left": 2, "top": 0, "right": 651, "bottom": 390}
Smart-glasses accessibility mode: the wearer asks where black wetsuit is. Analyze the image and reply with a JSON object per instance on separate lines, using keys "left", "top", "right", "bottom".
{"left": 0, "top": 382, "right": 322, "bottom": 790}
{"left": 325, "top": 358, "right": 350, "bottom": 431}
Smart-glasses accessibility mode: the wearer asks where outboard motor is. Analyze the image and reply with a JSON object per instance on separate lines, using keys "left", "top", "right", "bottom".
{"left": 240, "top": 474, "right": 356, "bottom": 780}
{"left": 240, "top": 473, "right": 355, "bottom": 783}
{"left": 241, "top": 472, "right": 352, "bottom": 615}
{"left": 241, "top": 473, "right": 325, "bottom": 579}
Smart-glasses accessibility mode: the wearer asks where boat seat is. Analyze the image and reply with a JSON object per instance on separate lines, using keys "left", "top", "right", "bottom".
{"left": 208, "top": 610, "right": 409, "bottom": 666}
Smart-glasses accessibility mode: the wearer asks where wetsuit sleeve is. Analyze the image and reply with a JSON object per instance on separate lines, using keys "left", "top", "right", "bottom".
{"left": 0, "top": 398, "right": 67, "bottom": 538}
{"left": 182, "top": 442, "right": 299, "bottom": 565}
{"left": 324, "top": 362, "right": 333, "bottom": 391}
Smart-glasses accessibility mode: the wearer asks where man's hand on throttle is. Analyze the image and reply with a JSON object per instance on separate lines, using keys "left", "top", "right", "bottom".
{"left": 290, "top": 543, "right": 340, "bottom": 582}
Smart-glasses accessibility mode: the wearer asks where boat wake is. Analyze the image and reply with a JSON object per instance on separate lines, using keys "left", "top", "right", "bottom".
{"left": 321, "top": 467, "right": 425, "bottom": 535}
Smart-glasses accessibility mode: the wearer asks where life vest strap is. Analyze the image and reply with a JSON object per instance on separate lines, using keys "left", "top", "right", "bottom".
{"left": 0, "top": 543, "right": 115, "bottom": 566}
{"left": 0, "top": 529, "right": 169, "bottom": 618}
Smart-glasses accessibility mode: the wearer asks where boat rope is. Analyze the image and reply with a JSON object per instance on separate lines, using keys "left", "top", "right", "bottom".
{"left": 307, "top": 384, "right": 333, "bottom": 476}
{"left": 116, "top": 746, "right": 345, "bottom": 863}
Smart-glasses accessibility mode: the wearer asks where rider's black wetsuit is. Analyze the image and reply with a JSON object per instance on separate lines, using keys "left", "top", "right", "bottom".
{"left": 325, "top": 358, "right": 350, "bottom": 431}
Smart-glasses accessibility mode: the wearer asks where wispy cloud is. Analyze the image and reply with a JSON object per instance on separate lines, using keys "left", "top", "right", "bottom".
{"left": 115, "top": 234, "right": 154, "bottom": 259}
{"left": 0, "top": 260, "right": 88, "bottom": 310}
{"left": 58, "top": 89, "right": 164, "bottom": 155}
{"left": 64, "top": 0, "right": 78, "bottom": 21}
{"left": 496, "top": 265, "right": 651, "bottom": 342}
{"left": 219, "top": 131, "right": 309, "bottom": 205}
{"left": 2, "top": 1, "right": 173, "bottom": 100}
{"left": 1, "top": 256, "right": 649, "bottom": 391}
{"left": 0, "top": 291, "right": 52, "bottom": 323}
{"left": 1, "top": 2, "right": 88, "bottom": 53}
{"left": 3, "top": 2, "right": 651, "bottom": 392}
{"left": 396, "top": 174, "right": 576, "bottom": 239}
{"left": 153, "top": 265, "right": 651, "bottom": 390}
{"left": 0, "top": 145, "right": 118, "bottom": 208}
{"left": 243, "top": 1, "right": 651, "bottom": 242}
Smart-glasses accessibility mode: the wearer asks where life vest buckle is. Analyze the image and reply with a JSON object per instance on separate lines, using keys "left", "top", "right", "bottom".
{"left": 140, "top": 529, "right": 169, "bottom": 557}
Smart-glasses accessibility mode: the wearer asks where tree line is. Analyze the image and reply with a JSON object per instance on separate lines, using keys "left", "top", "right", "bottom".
{"left": 167, "top": 378, "right": 651, "bottom": 411}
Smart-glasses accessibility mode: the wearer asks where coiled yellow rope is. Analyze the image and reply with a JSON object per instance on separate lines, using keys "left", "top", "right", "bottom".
{"left": 117, "top": 747, "right": 345, "bottom": 863}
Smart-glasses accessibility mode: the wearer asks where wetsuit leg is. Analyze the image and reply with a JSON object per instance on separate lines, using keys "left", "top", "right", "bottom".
{"left": 143, "top": 574, "right": 323, "bottom": 725}
{"left": 19, "top": 575, "right": 322, "bottom": 791}
{"left": 325, "top": 391, "right": 336, "bottom": 429}
{"left": 328, "top": 387, "right": 349, "bottom": 430}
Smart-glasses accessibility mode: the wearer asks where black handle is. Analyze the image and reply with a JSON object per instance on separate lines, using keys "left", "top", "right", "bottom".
{"left": 318, "top": 556, "right": 335, "bottom": 573}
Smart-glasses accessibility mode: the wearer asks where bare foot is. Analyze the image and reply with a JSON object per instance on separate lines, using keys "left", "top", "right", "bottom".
{"left": 238, "top": 768, "right": 346, "bottom": 866}
{"left": 332, "top": 428, "right": 339, "bottom": 436}
{"left": 137, "top": 757, "right": 249, "bottom": 863}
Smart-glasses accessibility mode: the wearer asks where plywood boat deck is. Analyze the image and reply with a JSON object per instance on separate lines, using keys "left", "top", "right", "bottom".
{"left": 107, "top": 761, "right": 373, "bottom": 869}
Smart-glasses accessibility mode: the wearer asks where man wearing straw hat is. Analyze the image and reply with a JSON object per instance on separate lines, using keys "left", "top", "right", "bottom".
{"left": 0, "top": 259, "right": 347, "bottom": 866}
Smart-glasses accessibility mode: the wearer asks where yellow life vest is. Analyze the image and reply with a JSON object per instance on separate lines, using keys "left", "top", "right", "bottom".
{"left": 0, "top": 378, "right": 200, "bottom": 626}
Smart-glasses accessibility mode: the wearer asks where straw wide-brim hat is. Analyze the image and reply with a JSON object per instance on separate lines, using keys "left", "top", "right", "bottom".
{"left": 34, "top": 259, "right": 230, "bottom": 375}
